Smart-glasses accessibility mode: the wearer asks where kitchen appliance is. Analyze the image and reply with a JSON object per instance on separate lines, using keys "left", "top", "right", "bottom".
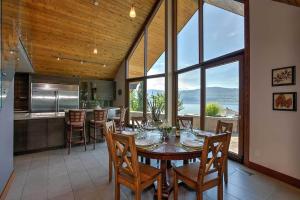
{"left": 31, "top": 83, "right": 79, "bottom": 112}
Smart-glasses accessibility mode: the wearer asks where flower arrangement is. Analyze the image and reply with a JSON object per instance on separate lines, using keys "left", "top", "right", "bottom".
{"left": 159, "top": 122, "right": 172, "bottom": 136}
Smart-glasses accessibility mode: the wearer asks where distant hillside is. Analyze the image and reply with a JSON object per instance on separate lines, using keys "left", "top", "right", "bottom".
{"left": 148, "top": 87, "right": 238, "bottom": 104}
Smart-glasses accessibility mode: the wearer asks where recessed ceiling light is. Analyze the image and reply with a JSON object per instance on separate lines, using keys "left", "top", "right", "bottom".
{"left": 94, "top": 0, "right": 99, "bottom": 6}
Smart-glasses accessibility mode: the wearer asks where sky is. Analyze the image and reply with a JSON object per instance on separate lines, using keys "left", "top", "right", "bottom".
{"left": 147, "top": 3, "right": 244, "bottom": 91}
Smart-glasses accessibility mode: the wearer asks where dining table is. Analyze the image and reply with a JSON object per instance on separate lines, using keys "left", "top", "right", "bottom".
{"left": 131, "top": 129, "right": 216, "bottom": 199}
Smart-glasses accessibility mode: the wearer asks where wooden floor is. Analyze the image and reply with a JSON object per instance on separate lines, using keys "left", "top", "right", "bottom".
{"left": 6, "top": 143, "right": 300, "bottom": 200}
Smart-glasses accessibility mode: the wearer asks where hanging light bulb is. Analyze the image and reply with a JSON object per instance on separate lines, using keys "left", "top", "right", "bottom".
{"left": 129, "top": 4, "right": 136, "bottom": 18}
{"left": 93, "top": 47, "right": 98, "bottom": 54}
{"left": 94, "top": 0, "right": 99, "bottom": 6}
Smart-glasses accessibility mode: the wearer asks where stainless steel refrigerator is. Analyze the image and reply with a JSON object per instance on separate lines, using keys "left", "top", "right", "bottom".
{"left": 31, "top": 83, "right": 79, "bottom": 112}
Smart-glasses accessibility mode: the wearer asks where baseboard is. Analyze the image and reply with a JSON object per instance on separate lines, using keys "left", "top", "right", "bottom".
{"left": 248, "top": 161, "right": 300, "bottom": 188}
{"left": 0, "top": 170, "right": 15, "bottom": 200}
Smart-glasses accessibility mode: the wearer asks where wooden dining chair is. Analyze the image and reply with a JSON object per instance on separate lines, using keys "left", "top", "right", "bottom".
{"left": 131, "top": 116, "right": 147, "bottom": 131}
{"left": 90, "top": 109, "right": 108, "bottom": 149}
{"left": 173, "top": 133, "right": 231, "bottom": 200}
{"left": 110, "top": 133, "right": 162, "bottom": 200}
{"left": 104, "top": 121, "right": 116, "bottom": 183}
{"left": 176, "top": 116, "right": 193, "bottom": 130}
{"left": 66, "top": 110, "right": 86, "bottom": 154}
{"left": 215, "top": 120, "right": 233, "bottom": 184}
{"left": 113, "top": 107, "right": 128, "bottom": 132}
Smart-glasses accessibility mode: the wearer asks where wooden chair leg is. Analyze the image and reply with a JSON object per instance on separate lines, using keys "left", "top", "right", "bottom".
{"left": 83, "top": 126, "right": 87, "bottom": 151}
{"left": 157, "top": 174, "right": 162, "bottom": 200}
{"left": 196, "top": 191, "right": 203, "bottom": 200}
{"left": 224, "top": 159, "right": 228, "bottom": 184}
{"left": 115, "top": 181, "right": 120, "bottom": 200}
{"left": 93, "top": 125, "right": 96, "bottom": 150}
{"left": 217, "top": 180, "right": 223, "bottom": 200}
{"left": 68, "top": 128, "right": 72, "bottom": 155}
{"left": 173, "top": 172, "right": 178, "bottom": 200}
{"left": 109, "top": 155, "right": 112, "bottom": 183}
{"left": 135, "top": 187, "right": 141, "bottom": 200}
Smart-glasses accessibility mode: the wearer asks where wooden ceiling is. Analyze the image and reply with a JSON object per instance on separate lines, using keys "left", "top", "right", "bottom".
{"left": 3, "top": 0, "right": 157, "bottom": 80}
{"left": 273, "top": 0, "right": 300, "bottom": 7}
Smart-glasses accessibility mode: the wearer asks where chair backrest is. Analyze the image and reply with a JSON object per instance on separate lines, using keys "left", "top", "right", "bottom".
{"left": 104, "top": 121, "right": 116, "bottom": 164}
{"left": 176, "top": 116, "right": 193, "bottom": 129}
{"left": 69, "top": 110, "right": 85, "bottom": 124}
{"left": 94, "top": 109, "right": 108, "bottom": 122}
{"left": 197, "top": 133, "right": 231, "bottom": 185}
{"left": 131, "top": 116, "right": 147, "bottom": 131}
{"left": 110, "top": 133, "right": 140, "bottom": 180}
{"left": 215, "top": 120, "right": 233, "bottom": 134}
{"left": 120, "top": 107, "right": 128, "bottom": 122}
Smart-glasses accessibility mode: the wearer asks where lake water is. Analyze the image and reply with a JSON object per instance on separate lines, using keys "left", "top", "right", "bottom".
{"left": 179, "top": 103, "right": 239, "bottom": 115}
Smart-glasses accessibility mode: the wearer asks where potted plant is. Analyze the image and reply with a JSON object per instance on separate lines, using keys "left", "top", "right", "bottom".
{"left": 147, "top": 93, "right": 165, "bottom": 123}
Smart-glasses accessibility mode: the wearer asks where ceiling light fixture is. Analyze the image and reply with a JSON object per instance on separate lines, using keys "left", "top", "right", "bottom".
{"left": 94, "top": 0, "right": 99, "bottom": 6}
{"left": 103, "top": 64, "right": 106, "bottom": 68}
{"left": 10, "top": 50, "right": 14, "bottom": 54}
{"left": 93, "top": 47, "right": 98, "bottom": 54}
{"left": 57, "top": 57, "right": 60, "bottom": 61}
{"left": 129, "top": 4, "right": 136, "bottom": 18}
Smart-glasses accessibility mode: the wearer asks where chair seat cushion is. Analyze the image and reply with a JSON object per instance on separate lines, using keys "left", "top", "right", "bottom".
{"left": 90, "top": 120, "right": 105, "bottom": 125}
{"left": 173, "top": 162, "right": 218, "bottom": 184}
{"left": 66, "top": 121, "right": 84, "bottom": 127}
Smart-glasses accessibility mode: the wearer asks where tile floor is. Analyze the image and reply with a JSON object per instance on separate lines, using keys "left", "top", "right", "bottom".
{"left": 6, "top": 143, "right": 300, "bottom": 200}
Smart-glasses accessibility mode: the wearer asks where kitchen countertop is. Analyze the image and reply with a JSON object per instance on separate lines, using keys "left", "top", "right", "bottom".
{"left": 14, "top": 112, "right": 66, "bottom": 120}
{"left": 14, "top": 107, "right": 120, "bottom": 121}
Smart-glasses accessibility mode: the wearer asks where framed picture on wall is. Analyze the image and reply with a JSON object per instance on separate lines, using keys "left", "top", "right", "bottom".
{"left": 273, "top": 92, "right": 297, "bottom": 111}
{"left": 272, "top": 66, "right": 295, "bottom": 86}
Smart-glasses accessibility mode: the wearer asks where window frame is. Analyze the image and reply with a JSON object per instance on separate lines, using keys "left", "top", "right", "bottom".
{"left": 125, "top": 0, "right": 168, "bottom": 125}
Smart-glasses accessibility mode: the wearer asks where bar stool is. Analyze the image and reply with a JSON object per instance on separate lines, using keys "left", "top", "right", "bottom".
{"left": 66, "top": 110, "right": 86, "bottom": 154}
{"left": 89, "top": 109, "right": 108, "bottom": 149}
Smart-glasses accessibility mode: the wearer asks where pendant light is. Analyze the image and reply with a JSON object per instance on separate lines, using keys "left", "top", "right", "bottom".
{"left": 92, "top": 5, "right": 98, "bottom": 55}
{"left": 93, "top": 47, "right": 98, "bottom": 54}
{"left": 129, "top": 4, "right": 136, "bottom": 18}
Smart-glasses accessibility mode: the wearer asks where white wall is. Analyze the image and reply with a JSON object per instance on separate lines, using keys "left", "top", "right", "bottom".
{"left": 250, "top": 0, "right": 300, "bottom": 179}
{"left": 113, "top": 60, "right": 126, "bottom": 107}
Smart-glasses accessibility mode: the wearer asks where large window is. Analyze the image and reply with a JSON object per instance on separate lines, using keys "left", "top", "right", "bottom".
{"left": 128, "top": 36, "right": 145, "bottom": 79}
{"left": 205, "top": 62, "right": 240, "bottom": 154}
{"left": 129, "top": 81, "right": 144, "bottom": 124}
{"left": 175, "top": 0, "right": 245, "bottom": 159}
{"left": 177, "top": 0, "right": 199, "bottom": 70}
{"left": 177, "top": 69, "right": 201, "bottom": 128}
{"left": 147, "top": 1, "right": 165, "bottom": 76}
{"left": 203, "top": 1, "right": 244, "bottom": 60}
{"left": 147, "top": 77, "right": 165, "bottom": 121}
{"left": 127, "top": 0, "right": 166, "bottom": 123}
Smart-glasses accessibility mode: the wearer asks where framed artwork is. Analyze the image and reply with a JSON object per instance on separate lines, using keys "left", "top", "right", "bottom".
{"left": 273, "top": 92, "right": 297, "bottom": 111}
{"left": 272, "top": 66, "right": 295, "bottom": 86}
